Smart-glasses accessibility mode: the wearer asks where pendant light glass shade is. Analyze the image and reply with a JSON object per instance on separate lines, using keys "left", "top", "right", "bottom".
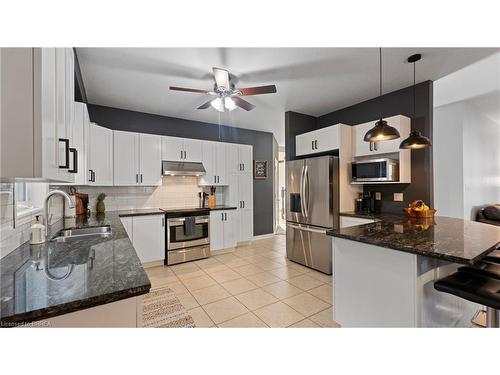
{"left": 364, "top": 119, "right": 401, "bottom": 142}
{"left": 364, "top": 48, "right": 400, "bottom": 143}
{"left": 399, "top": 53, "right": 431, "bottom": 150}
{"left": 399, "top": 130, "right": 432, "bottom": 149}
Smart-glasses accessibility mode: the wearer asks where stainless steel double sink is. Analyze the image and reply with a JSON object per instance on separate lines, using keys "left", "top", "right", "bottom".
{"left": 50, "top": 225, "right": 112, "bottom": 242}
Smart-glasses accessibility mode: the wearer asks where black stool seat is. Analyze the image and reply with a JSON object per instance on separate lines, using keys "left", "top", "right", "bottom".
{"left": 434, "top": 271, "right": 500, "bottom": 310}
{"left": 459, "top": 261, "right": 500, "bottom": 280}
{"left": 484, "top": 249, "right": 500, "bottom": 264}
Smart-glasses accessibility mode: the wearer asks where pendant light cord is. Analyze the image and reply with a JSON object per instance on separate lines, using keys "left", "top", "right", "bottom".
{"left": 413, "top": 59, "right": 416, "bottom": 118}
{"left": 379, "top": 47, "right": 382, "bottom": 120}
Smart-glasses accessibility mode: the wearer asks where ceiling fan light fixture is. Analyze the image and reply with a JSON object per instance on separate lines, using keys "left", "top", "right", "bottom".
{"left": 364, "top": 119, "right": 401, "bottom": 142}
{"left": 210, "top": 97, "right": 224, "bottom": 112}
{"left": 224, "top": 97, "right": 237, "bottom": 111}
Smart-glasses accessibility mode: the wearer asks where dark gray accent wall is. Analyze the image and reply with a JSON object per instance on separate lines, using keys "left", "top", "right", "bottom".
{"left": 284, "top": 111, "right": 317, "bottom": 161}
{"left": 285, "top": 81, "right": 434, "bottom": 213}
{"left": 87, "top": 104, "right": 275, "bottom": 236}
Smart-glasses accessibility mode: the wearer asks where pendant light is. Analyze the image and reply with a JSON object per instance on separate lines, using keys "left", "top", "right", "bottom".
{"left": 364, "top": 48, "right": 401, "bottom": 142}
{"left": 399, "top": 54, "right": 432, "bottom": 149}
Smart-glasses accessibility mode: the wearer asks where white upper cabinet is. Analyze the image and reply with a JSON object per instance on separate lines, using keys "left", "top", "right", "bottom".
{"left": 113, "top": 130, "right": 139, "bottom": 185}
{"left": 68, "top": 102, "right": 90, "bottom": 185}
{"left": 0, "top": 48, "right": 75, "bottom": 182}
{"left": 139, "top": 133, "right": 161, "bottom": 185}
{"left": 352, "top": 115, "right": 411, "bottom": 157}
{"left": 114, "top": 131, "right": 161, "bottom": 186}
{"left": 88, "top": 123, "right": 113, "bottom": 185}
{"left": 295, "top": 124, "right": 340, "bottom": 156}
{"left": 227, "top": 144, "right": 253, "bottom": 174}
{"left": 162, "top": 136, "right": 202, "bottom": 162}
{"left": 161, "top": 136, "right": 184, "bottom": 161}
{"left": 183, "top": 138, "right": 202, "bottom": 162}
{"left": 200, "top": 141, "right": 227, "bottom": 185}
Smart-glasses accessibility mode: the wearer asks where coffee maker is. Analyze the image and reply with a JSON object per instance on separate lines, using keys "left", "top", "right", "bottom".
{"left": 356, "top": 191, "right": 380, "bottom": 214}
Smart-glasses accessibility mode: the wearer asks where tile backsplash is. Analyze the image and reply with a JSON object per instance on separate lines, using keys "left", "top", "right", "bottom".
{"left": 55, "top": 176, "right": 226, "bottom": 213}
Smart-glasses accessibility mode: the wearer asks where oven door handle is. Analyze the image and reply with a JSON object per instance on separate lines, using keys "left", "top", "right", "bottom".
{"left": 168, "top": 218, "right": 209, "bottom": 225}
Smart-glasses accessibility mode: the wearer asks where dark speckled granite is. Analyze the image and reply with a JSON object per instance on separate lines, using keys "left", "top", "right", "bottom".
{"left": 0, "top": 212, "right": 151, "bottom": 326}
{"left": 328, "top": 214, "right": 500, "bottom": 265}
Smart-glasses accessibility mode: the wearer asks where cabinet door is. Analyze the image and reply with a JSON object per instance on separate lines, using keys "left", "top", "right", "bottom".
{"left": 239, "top": 145, "right": 253, "bottom": 173}
{"left": 65, "top": 48, "right": 74, "bottom": 143}
{"left": 40, "top": 48, "right": 60, "bottom": 181}
{"left": 113, "top": 130, "right": 139, "bottom": 185}
{"left": 132, "top": 215, "right": 165, "bottom": 263}
{"left": 239, "top": 209, "right": 254, "bottom": 242}
{"left": 226, "top": 143, "right": 240, "bottom": 174}
{"left": 223, "top": 210, "right": 237, "bottom": 249}
{"left": 352, "top": 122, "right": 373, "bottom": 157}
{"left": 315, "top": 125, "right": 339, "bottom": 153}
{"left": 214, "top": 142, "right": 227, "bottom": 185}
{"left": 200, "top": 141, "right": 216, "bottom": 185}
{"left": 88, "top": 123, "right": 113, "bottom": 185}
{"left": 55, "top": 48, "right": 71, "bottom": 181}
{"left": 139, "top": 133, "right": 162, "bottom": 185}
{"left": 183, "top": 138, "right": 202, "bottom": 162}
{"left": 295, "top": 132, "right": 314, "bottom": 156}
{"left": 161, "top": 136, "right": 183, "bottom": 161}
{"left": 120, "top": 217, "right": 133, "bottom": 239}
{"left": 238, "top": 173, "right": 252, "bottom": 209}
{"left": 71, "top": 102, "right": 88, "bottom": 185}
{"left": 227, "top": 173, "right": 239, "bottom": 207}
{"left": 209, "top": 211, "right": 224, "bottom": 251}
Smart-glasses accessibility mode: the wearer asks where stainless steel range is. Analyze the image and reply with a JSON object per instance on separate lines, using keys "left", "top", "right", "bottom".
{"left": 161, "top": 208, "right": 210, "bottom": 265}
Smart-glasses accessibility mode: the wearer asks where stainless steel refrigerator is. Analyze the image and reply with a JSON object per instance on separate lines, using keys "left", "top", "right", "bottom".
{"left": 286, "top": 155, "right": 339, "bottom": 274}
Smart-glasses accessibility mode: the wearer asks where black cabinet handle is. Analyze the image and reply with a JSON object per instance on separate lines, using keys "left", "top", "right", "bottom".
{"left": 184, "top": 151, "right": 187, "bottom": 159}
{"left": 88, "top": 169, "right": 93, "bottom": 182}
{"left": 136, "top": 174, "right": 138, "bottom": 183}
{"left": 314, "top": 140, "right": 318, "bottom": 150}
{"left": 374, "top": 142, "right": 378, "bottom": 151}
{"left": 69, "top": 148, "right": 78, "bottom": 173}
{"left": 242, "top": 163, "right": 244, "bottom": 171}
{"left": 89, "top": 169, "right": 95, "bottom": 182}
{"left": 214, "top": 175, "right": 216, "bottom": 183}
{"left": 243, "top": 201, "right": 245, "bottom": 208}
{"left": 221, "top": 212, "right": 224, "bottom": 221}
{"left": 58, "top": 138, "right": 70, "bottom": 169}
{"left": 369, "top": 142, "right": 373, "bottom": 151}
{"left": 224, "top": 213, "right": 227, "bottom": 221}
{"left": 140, "top": 174, "right": 143, "bottom": 183}
{"left": 311, "top": 140, "right": 314, "bottom": 150}
{"left": 92, "top": 170, "right": 96, "bottom": 182}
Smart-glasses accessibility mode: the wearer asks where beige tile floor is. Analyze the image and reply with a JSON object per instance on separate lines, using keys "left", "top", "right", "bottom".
{"left": 145, "top": 235, "right": 340, "bottom": 328}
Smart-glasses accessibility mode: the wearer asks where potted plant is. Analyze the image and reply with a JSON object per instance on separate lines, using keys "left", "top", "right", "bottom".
{"left": 96, "top": 193, "right": 107, "bottom": 213}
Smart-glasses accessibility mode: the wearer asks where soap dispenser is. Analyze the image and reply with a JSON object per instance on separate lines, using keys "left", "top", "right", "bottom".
{"left": 30, "top": 215, "right": 46, "bottom": 245}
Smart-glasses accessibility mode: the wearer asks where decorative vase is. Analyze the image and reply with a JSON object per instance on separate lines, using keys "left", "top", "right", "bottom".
{"left": 96, "top": 200, "right": 105, "bottom": 213}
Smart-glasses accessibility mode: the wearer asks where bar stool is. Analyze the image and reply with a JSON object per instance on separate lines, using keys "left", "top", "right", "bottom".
{"left": 434, "top": 270, "right": 500, "bottom": 328}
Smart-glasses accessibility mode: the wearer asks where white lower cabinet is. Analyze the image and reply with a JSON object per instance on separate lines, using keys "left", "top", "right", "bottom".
{"left": 209, "top": 210, "right": 236, "bottom": 251}
{"left": 238, "top": 209, "right": 254, "bottom": 242}
{"left": 120, "top": 215, "right": 165, "bottom": 264}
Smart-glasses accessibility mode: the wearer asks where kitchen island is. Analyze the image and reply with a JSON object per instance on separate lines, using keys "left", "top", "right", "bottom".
{"left": 0, "top": 212, "right": 151, "bottom": 327}
{"left": 328, "top": 214, "right": 500, "bottom": 327}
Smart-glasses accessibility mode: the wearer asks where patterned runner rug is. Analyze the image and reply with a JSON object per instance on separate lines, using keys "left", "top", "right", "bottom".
{"left": 142, "top": 286, "right": 195, "bottom": 328}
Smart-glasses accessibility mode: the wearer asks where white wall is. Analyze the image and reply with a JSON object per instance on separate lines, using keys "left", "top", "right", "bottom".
{"left": 433, "top": 52, "right": 500, "bottom": 220}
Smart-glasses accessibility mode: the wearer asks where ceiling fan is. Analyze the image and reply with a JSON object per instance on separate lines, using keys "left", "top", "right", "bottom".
{"left": 170, "top": 67, "right": 277, "bottom": 112}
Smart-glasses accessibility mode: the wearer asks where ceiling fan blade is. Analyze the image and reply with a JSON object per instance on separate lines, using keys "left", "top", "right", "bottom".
{"left": 232, "top": 96, "right": 256, "bottom": 111}
{"left": 213, "top": 67, "right": 230, "bottom": 90}
{"left": 197, "top": 99, "right": 213, "bottom": 110}
{"left": 170, "top": 86, "right": 209, "bottom": 94}
{"left": 238, "top": 85, "right": 277, "bottom": 96}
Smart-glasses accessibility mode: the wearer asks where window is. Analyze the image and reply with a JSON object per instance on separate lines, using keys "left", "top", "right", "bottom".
{"left": 15, "top": 183, "right": 47, "bottom": 217}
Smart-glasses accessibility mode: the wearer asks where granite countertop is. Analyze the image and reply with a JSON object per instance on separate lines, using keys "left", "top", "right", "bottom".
{"left": 328, "top": 214, "right": 500, "bottom": 265}
{"left": 0, "top": 212, "right": 151, "bottom": 326}
{"left": 116, "top": 206, "right": 237, "bottom": 218}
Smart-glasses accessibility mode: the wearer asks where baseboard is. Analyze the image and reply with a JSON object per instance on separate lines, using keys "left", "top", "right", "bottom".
{"left": 252, "top": 233, "right": 275, "bottom": 241}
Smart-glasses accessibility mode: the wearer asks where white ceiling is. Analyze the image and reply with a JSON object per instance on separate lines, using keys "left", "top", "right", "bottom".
{"left": 76, "top": 48, "right": 498, "bottom": 145}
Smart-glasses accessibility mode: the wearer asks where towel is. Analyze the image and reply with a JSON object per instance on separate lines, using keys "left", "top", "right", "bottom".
{"left": 184, "top": 216, "right": 195, "bottom": 236}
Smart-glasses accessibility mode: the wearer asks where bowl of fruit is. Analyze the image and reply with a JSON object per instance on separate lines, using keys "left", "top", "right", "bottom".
{"left": 403, "top": 200, "right": 436, "bottom": 218}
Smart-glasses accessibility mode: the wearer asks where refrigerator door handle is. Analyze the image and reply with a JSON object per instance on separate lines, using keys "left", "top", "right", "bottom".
{"left": 303, "top": 165, "right": 309, "bottom": 218}
{"left": 287, "top": 223, "right": 327, "bottom": 234}
{"left": 300, "top": 165, "right": 306, "bottom": 218}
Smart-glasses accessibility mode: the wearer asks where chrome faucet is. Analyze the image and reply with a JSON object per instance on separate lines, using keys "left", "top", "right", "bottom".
{"left": 43, "top": 190, "right": 74, "bottom": 236}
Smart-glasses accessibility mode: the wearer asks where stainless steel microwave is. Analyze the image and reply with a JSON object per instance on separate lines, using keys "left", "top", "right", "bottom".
{"left": 351, "top": 158, "right": 399, "bottom": 182}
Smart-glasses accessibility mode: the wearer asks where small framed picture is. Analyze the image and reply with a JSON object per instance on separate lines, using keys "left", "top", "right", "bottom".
{"left": 254, "top": 160, "right": 268, "bottom": 180}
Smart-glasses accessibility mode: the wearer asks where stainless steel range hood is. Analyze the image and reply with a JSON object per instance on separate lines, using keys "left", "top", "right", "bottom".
{"left": 162, "top": 161, "right": 206, "bottom": 176}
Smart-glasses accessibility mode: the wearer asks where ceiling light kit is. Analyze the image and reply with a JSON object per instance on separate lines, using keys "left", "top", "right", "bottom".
{"left": 399, "top": 53, "right": 432, "bottom": 150}
{"left": 170, "top": 67, "right": 277, "bottom": 112}
{"left": 364, "top": 48, "right": 401, "bottom": 143}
